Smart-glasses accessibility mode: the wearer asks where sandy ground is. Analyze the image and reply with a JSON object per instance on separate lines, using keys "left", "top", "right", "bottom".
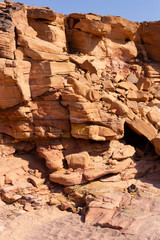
{"left": 0, "top": 205, "right": 121, "bottom": 240}
{"left": 0, "top": 203, "right": 126, "bottom": 240}
{"left": 1, "top": 204, "right": 160, "bottom": 240}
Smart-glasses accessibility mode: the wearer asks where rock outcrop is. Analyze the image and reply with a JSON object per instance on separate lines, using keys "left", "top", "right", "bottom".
{"left": 0, "top": 0, "right": 160, "bottom": 182}
{"left": 1, "top": 1, "right": 160, "bottom": 235}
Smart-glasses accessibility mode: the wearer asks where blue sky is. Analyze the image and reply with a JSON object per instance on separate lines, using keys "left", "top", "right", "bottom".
{"left": 11, "top": 0, "right": 160, "bottom": 22}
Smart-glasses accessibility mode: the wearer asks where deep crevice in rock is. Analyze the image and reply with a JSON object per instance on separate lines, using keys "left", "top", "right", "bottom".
{"left": 124, "top": 122, "right": 152, "bottom": 151}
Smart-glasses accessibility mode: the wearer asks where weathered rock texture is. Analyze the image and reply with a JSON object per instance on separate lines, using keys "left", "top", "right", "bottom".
{"left": 1, "top": 1, "right": 160, "bottom": 236}
{"left": 0, "top": 1, "right": 160, "bottom": 185}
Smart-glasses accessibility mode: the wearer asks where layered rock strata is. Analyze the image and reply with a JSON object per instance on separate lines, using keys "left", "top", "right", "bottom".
{"left": 0, "top": 1, "right": 160, "bottom": 225}
{"left": 0, "top": 1, "right": 160, "bottom": 185}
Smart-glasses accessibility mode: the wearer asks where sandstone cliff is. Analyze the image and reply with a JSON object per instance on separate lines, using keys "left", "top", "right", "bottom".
{"left": 0, "top": 1, "right": 159, "bottom": 183}
{"left": 1, "top": 1, "right": 160, "bottom": 234}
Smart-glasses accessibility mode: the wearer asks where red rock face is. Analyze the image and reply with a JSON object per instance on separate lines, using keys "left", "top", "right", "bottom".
{"left": 0, "top": 1, "right": 160, "bottom": 187}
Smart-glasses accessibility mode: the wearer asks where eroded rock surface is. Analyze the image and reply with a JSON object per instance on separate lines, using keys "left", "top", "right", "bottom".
{"left": 1, "top": 1, "right": 160, "bottom": 238}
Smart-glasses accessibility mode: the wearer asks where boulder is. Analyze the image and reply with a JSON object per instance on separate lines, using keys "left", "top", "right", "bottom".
{"left": 49, "top": 169, "right": 85, "bottom": 186}
{"left": 37, "top": 144, "right": 64, "bottom": 171}
{"left": 67, "top": 77, "right": 100, "bottom": 101}
{"left": 147, "top": 106, "right": 160, "bottom": 125}
{"left": 112, "top": 145, "right": 135, "bottom": 160}
{"left": 83, "top": 158, "right": 133, "bottom": 181}
{"left": 65, "top": 151, "right": 90, "bottom": 169}
{"left": 71, "top": 124, "right": 123, "bottom": 141}
{"left": 127, "top": 72, "right": 138, "bottom": 84}
{"left": 18, "top": 35, "right": 68, "bottom": 61}
{"left": 102, "top": 15, "right": 139, "bottom": 41}
{"left": 74, "top": 18, "right": 111, "bottom": 36}
{"left": 27, "top": 6, "right": 55, "bottom": 20}
{"left": 127, "top": 90, "right": 150, "bottom": 102}
{"left": 118, "top": 80, "right": 138, "bottom": 91}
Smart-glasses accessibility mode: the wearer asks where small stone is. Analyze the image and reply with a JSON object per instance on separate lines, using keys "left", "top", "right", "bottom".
{"left": 24, "top": 202, "right": 33, "bottom": 212}
{"left": 33, "top": 206, "right": 42, "bottom": 210}
{"left": 127, "top": 72, "right": 138, "bottom": 84}
{"left": 60, "top": 202, "right": 76, "bottom": 212}
{"left": 2, "top": 193, "right": 22, "bottom": 204}
{"left": 27, "top": 176, "right": 45, "bottom": 187}
{"left": 18, "top": 198, "right": 27, "bottom": 205}
{"left": 49, "top": 197, "right": 60, "bottom": 206}
{"left": 127, "top": 184, "right": 138, "bottom": 194}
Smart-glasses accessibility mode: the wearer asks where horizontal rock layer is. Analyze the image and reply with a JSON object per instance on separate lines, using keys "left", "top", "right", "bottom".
{"left": 0, "top": 1, "right": 160, "bottom": 187}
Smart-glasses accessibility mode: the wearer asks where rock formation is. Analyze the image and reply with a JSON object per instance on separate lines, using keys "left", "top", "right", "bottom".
{"left": 1, "top": 1, "right": 160, "bottom": 236}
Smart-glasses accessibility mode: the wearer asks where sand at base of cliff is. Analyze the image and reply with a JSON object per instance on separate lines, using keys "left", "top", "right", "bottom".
{"left": 1, "top": 203, "right": 160, "bottom": 240}
{"left": 0, "top": 204, "right": 124, "bottom": 240}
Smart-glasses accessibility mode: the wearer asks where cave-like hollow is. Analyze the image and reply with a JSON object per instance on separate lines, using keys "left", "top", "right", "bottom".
{"left": 123, "top": 122, "right": 156, "bottom": 157}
